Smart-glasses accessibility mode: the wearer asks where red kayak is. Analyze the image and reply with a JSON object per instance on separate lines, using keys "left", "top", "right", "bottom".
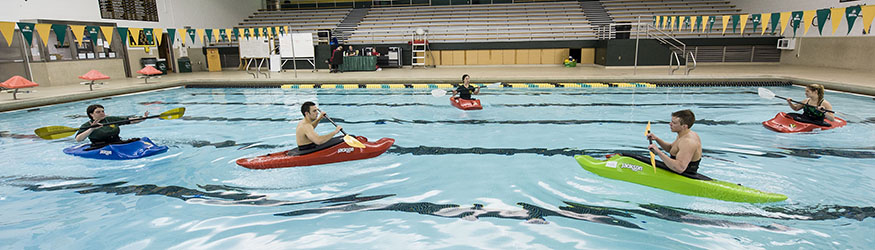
{"left": 236, "top": 136, "right": 394, "bottom": 169}
{"left": 450, "top": 97, "right": 482, "bottom": 110}
{"left": 762, "top": 112, "right": 846, "bottom": 133}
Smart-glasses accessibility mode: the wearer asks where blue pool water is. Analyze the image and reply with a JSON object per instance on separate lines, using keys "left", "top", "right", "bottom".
{"left": 1, "top": 86, "right": 874, "bottom": 249}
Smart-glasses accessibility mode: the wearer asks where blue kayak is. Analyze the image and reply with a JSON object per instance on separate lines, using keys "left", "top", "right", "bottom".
{"left": 63, "top": 137, "right": 168, "bottom": 160}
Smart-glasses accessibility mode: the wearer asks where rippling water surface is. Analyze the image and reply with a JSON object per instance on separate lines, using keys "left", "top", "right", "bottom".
{"left": 1, "top": 86, "right": 874, "bottom": 249}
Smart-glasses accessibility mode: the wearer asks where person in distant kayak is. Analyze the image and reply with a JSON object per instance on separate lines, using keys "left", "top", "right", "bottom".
{"left": 75, "top": 104, "right": 149, "bottom": 146}
{"left": 786, "top": 84, "right": 835, "bottom": 126}
{"left": 639, "top": 109, "right": 708, "bottom": 180}
{"left": 296, "top": 101, "right": 342, "bottom": 151}
{"left": 451, "top": 74, "right": 480, "bottom": 100}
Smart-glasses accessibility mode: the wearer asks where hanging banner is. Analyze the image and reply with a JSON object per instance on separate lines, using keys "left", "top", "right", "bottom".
{"left": 188, "top": 29, "right": 197, "bottom": 44}
{"left": 0, "top": 22, "right": 15, "bottom": 46}
{"left": 86, "top": 26, "right": 100, "bottom": 44}
{"left": 70, "top": 25, "right": 86, "bottom": 47}
{"left": 166, "top": 28, "right": 176, "bottom": 46}
{"left": 129, "top": 28, "right": 141, "bottom": 45}
{"left": 683, "top": 16, "right": 691, "bottom": 31}
{"left": 790, "top": 11, "right": 803, "bottom": 35}
{"left": 721, "top": 15, "right": 730, "bottom": 35}
{"left": 658, "top": 16, "right": 665, "bottom": 29}
{"left": 739, "top": 15, "right": 749, "bottom": 35}
{"left": 34, "top": 23, "right": 52, "bottom": 47}
{"left": 17, "top": 22, "right": 35, "bottom": 47}
{"left": 278, "top": 26, "right": 285, "bottom": 35}
{"left": 708, "top": 16, "right": 717, "bottom": 33}
{"left": 270, "top": 26, "right": 277, "bottom": 37}
{"left": 750, "top": 14, "right": 761, "bottom": 35}
{"left": 730, "top": 15, "right": 740, "bottom": 34}
{"left": 100, "top": 26, "right": 115, "bottom": 46}
{"left": 700, "top": 16, "right": 708, "bottom": 33}
{"left": 225, "top": 29, "right": 232, "bottom": 41}
{"left": 233, "top": 28, "right": 241, "bottom": 40}
{"left": 251, "top": 28, "right": 258, "bottom": 38}
{"left": 212, "top": 28, "right": 220, "bottom": 42}
{"left": 846, "top": 6, "right": 861, "bottom": 34}
{"left": 261, "top": 27, "right": 269, "bottom": 37}
{"left": 243, "top": 28, "right": 251, "bottom": 38}
{"left": 52, "top": 24, "right": 68, "bottom": 45}
{"left": 219, "top": 29, "right": 228, "bottom": 41}
{"left": 196, "top": 29, "right": 205, "bottom": 44}
{"left": 862, "top": 5, "right": 875, "bottom": 34}
{"left": 116, "top": 27, "right": 128, "bottom": 45}
{"left": 761, "top": 13, "right": 771, "bottom": 35}
{"left": 779, "top": 12, "right": 791, "bottom": 35}
{"left": 154, "top": 28, "right": 163, "bottom": 46}
{"left": 815, "top": 8, "right": 830, "bottom": 35}
{"left": 694, "top": 16, "right": 702, "bottom": 32}
{"left": 143, "top": 28, "right": 154, "bottom": 45}
{"left": 802, "top": 10, "right": 815, "bottom": 35}
{"left": 204, "top": 29, "right": 213, "bottom": 42}
{"left": 830, "top": 8, "right": 844, "bottom": 35}
{"left": 653, "top": 16, "right": 657, "bottom": 26}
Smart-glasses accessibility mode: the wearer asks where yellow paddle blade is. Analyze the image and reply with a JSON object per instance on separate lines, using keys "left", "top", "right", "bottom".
{"left": 343, "top": 135, "right": 366, "bottom": 148}
{"left": 34, "top": 125, "right": 79, "bottom": 140}
{"left": 645, "top": 121, "right": 651, "bottom": 135}
{"left": 646, "top": 121, "right": 656, "bottom": 173}
{"left": 159, "top": 107, "right": 185, "bottom": 120}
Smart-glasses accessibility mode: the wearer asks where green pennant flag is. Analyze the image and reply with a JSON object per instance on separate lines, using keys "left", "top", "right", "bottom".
{"left": 243, "top": 28, "right": 250, "bottom": 38}
{"left": 218, "top": 29, "right": 227, "bottom": 41}
{"left": 731, "top": 15, "right": 740, "bottom": 33}
{"left": 116, "top": 27, "right": 128, "bottom": 45}
{"left": 51, "top": 24, "right": 67, "bottom": 45}
{"left": 708, "top": 16, "right": 717, "bottom": 32}
{"left": 187, "top": 29, "right": 196, "bottom": 43}
{"left": 770, "top": 13, "right": 781, "bottom": 34}
{"left": 166, "top": 28, "right": 176, "bottom": 46}
{"left": 653, "top": 16, "right": 657, "bottom": 26}
{"left": 278, "top": 26, "right": 286, "bottom": 35}
{"left": 751, "top": 14, "right": 762, "bottom": 33}
{"left": 204, "top": 29, "right": 213, "bottom": 42}
{"left": 695, "top": 16, "right": 703, "bottom": 32}
{"left": 86, "top": 26, "right": 100, "bottom": 44}
{"left": 846, "top": 5, "right": 862, "bottom": 34}
{"left": 815, "top": 8, "right": 830, "bottom": 35}
{"left": 673, "top": 16, "right": 680, "bottom": 30}
{"left": 143, "top": 28, "right": 154, "bottom": 44}
{"left": 233, "top": 28, "right": 240, "bottom": 39}
{"left": 270, "top": 27, "right": 276, "bottom": 37}
{"left": 683, "top": 16, "right": 691, "bottom": 31}
{"left": 17, "top": 22, "right": 35, "bottom": 47}
{"left": 790, "top": 11, "right": 803, "bottom": 35}
{"left": 262, "top": 27, "right": 269, "bottom": 37}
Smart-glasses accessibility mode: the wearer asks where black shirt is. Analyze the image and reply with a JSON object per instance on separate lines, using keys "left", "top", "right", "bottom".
{"left": 456, "top": 85, "right": 477, "bottom": 100}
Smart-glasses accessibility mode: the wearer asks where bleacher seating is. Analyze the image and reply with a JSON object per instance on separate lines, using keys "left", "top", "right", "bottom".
{"left": 601, "top": 0, "right": 771, "bottom": 38}
{"left": 236, "top": 8, "right": 351, "bottom": 35}
{"left": 347, "top": 1, "right": 597, "bottom": 44}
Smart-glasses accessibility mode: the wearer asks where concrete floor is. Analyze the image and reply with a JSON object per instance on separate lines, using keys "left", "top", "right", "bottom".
{"left": 2, "top": 63, "right": 873, "bottom": 112}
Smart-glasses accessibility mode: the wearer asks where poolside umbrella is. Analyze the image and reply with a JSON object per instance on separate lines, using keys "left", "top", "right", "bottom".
{"left": 137, "top": 65, "right": 162, "bottom": 75}
{"left": 1, "top": 76, "right": 39, "bottom": 100}
{"left": 79, "top": 70, "right": 110, "bottom": 91}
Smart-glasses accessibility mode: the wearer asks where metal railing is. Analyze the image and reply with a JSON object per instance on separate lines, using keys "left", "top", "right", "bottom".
{"left": 346, "top": 25, "right": 597, "bottom": 43}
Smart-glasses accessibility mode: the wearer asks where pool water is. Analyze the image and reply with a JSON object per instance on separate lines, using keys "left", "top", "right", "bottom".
{"left": 1, "top": 86, "right": 874, "bottom": 249}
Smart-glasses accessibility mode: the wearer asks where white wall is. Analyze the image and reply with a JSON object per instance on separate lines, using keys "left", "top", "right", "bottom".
{"left": 0, "top": 0, "right": 260, "bottom": 29}
{"left": 733, "top": 0, "right": 875, "bottom": 37}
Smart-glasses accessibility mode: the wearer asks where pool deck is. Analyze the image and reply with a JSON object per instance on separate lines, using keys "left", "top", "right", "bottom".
{"left": 2, "top": 64, "right": 873, "bottom": 112}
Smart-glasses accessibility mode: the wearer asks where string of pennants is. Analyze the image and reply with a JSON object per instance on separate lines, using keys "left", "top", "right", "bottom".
{"left": 0, "top": 22, "right": 295, "bottom": 47}
{"left": 651, "top": 5, "right": 875, "bottom": 36}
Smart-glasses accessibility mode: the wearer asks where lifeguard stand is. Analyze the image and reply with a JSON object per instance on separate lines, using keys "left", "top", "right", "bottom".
{"left": 411, "top": 28, "right": 434, "bottom": 68}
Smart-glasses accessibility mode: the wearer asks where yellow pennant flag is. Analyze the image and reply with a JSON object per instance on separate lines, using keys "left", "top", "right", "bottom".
{"left": 196, "top": 29, "right": 205, "bottom": 44}
{"left": 100, "top": 26, "right": 115, "bottom": 46}
{"left": 761, "top": 13, "right": 771, "bottom": 35}
{"left": 181, "top": 29, "right": 188, "bottom": 45}
{"left": 154, "top": 28, "right": 163, "bottom": 46}
{"left": 70, "top": 25, "right": 86, "bottom": 47}
{"left": 722, "top": 15, "right": 730, "bottom": 35}
{"left": 250, "top": 28, "right": 257, "bottom": 37}
{"left": 702, "top": 16, "right": 709, "bottom": 33}
{"left": 830, "top": 8, "right": 845, "bottom": 35}
{"left": 129, "top": 28, "right": 141, "bottom": 45}
{"left": 802, "top": 10, "right": 816, "bottom": 35}
{"left": 35, "top": 23, "right": 52, "bottom": 47}
{"left": 212, "top": 28, "right": 220, "bottom": 42}
{"left": 780, "top": 12, "right": 791, "bottom": 35}
{"left": 739, "top": 14, "right": 749, "bottom": 35}
{"left": 0, "top": 21, "right": 15, "bottom": 46}
{"left": 862, "top": 5, "right": 875, "bottom": 34}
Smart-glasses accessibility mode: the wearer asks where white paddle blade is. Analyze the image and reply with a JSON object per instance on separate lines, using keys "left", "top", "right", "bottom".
{"left": 431, "top": 89, "right": 447, "bottom": 97}
{"left": 485, "top": 82, "right": 502, "bottom": 88}
{"left": 757, "top": 87, "right": 775, "bottom": 99}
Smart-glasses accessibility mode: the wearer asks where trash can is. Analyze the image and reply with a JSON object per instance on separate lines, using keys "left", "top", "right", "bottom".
{"left": 155, "top": 59, "right": 168, "bottom": 75}
{"left": 178, "top": 57, "right": 192, "bottom": 73}
{"left": 140, "top": 57, "right": 158, "bottom": 68}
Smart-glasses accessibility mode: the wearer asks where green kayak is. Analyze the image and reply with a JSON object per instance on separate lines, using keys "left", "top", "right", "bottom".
{"left": 574, "top": 154, "right": 787, "bottom": 203}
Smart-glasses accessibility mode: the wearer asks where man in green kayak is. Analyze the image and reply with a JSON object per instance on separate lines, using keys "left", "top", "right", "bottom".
{"left": 645, "top": 109, "right": 707, "bottom": 179}
{"left": 75, "top": 104, "right": 149, "bottom": 146}
{"left": 296, "top": 101, "right": 343, "bottom": 151}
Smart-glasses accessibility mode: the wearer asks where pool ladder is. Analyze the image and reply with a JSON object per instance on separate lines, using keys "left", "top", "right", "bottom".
{"left": 669, "top": 51, "right": 696, "bottom": 75}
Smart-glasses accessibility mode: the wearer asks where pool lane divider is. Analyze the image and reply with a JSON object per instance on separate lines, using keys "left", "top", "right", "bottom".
{"left": 279, "top": 83, "right": 666, "bottom": 89}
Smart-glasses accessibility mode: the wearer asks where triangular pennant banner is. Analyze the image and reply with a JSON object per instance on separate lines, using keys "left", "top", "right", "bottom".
{"left": 708, "top": 16, "right": 717, "bottom": 32}
{"left": 674, "top": 16, "right": 680, "bottom": 31}
{"left": 70, "top": 25, "right": 86, "bottom": 47}
{"left": 0, "top": 22, "right": 15, "bottom": 46}
{"left": 830, "top": 8, "right": 845, "bottom": 35}
{"left": 802, "top": 10, "right": 816, "bottom": 35}
{"left": 779, "top": 12, "right": 791, "bottom": 35}
{"left": 722, "top": 15, "right": 730, "bottom": 35}
{"left": 154, "top": 28, "right": 163, "bottom": 46}
{"left": 180, "top": 29, "right": 187, "bottom": 45}
{"left": 100, "top": 26, "right": 115, "bottom": 46}
{"left": 52, "top": 24, "right": 68, "bottom": 45}
{"left": 143, "top": 28, "right": 154, "bottom": 44}
{"left": 683, "top": 16, "right": 691, "bottom": 32}
{"left": 34, "top": 23, "right": 52, "bottom": 47}
{"left": 846, "top": 6, "right": 861, "bottom": 34}
{"left": 750, "top": 14, "right": 761, "bottom": 35}
{"left": 220, "top": 29, "right": 229, "bottom": 41}
{"left": 694, "top": 16, "right": 701, "bottom": 32}
{"left": 187, "top": 29, "right": 197, "bottom": 44}
{"left": 233, "top": 28, "right": 240, "bottom": 40}
{"left": 700, "top": 16, "right": 707, "bottom": 33}
{"left": 196, "top": 29, "right": 205, "bottom": 43}
{"left": 270, "top": 26, "right": 277, "bottom": 37}
{"left": 129, "top": 28, "right": 142, "bottom": 45}
{"left": 167, "top": 28, "right": 177, "bottom": 46}
{"left": 731, "top": 15, "right": 740, "bottom": 34}
{"left": 791, "top": 11, "right": 804, "bottom": 35}
{"left": 213, "top": 28, "right": 220, "bottom": 42}
{"left": 243, "top": 28, "right": 250, "bottom": 38}
{"left": 771, "top": 13, "right": 781, "bottom": 34}
{"left": 816, "top": 9, "right": 830, "bottom": 35}
{"left": 17, "top": 22, "right": 35, "bottom": 47}
{"left": 761, "top": 13, "right": 771, "bottom": 35}
{"left": 862, "top": 5, "right": 875, "bottom": 34}
{"left": 86, "top": 26, "right": 100, "bottom": 44}
{"left": 204, "top": 29, "right": 213, "bottom": 42}
{"left": 739, "top": 15, "right": 749, "bottom": 35}
{"left": 116, "top": 27, "right": 128, "bottom": 45}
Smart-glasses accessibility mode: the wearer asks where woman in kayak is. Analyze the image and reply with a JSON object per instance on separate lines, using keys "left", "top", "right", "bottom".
{"left": 451, "top": 74, "right": 480, "bottom": 100}
{"left": 75, "top": 104, "right": 149, "bottom": 146}
{"left": 786, "top": 84, "right": 835, "bottom": 126}
{"left": 635, "top": 109, "right": 709, "bottom": 180}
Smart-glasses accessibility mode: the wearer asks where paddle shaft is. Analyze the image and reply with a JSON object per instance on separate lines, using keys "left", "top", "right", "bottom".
{"left": 82, "top": 114, "right": 161, "bottom": 130}
{"left": 775, "top": 94, "right": 835, "bottom": 113}
{"left": 321, "top": 114, "right": 348, "bottom": 136}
